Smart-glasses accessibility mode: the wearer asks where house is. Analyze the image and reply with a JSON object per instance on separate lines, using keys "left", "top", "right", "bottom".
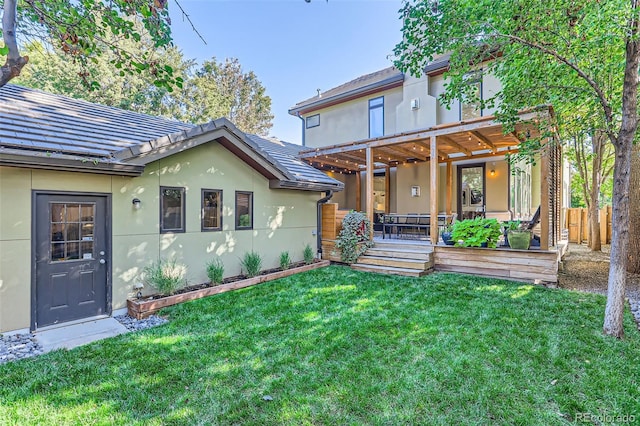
{"left": 288, "top": 57, "right": 571, "bottom": 249}
{"left": 0, "top": 84, "right": 342, "bottom": 334}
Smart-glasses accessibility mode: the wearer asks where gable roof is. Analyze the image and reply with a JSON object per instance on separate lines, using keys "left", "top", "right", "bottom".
{"left": 0, "top": 85, "right": 342, "bottom": 192}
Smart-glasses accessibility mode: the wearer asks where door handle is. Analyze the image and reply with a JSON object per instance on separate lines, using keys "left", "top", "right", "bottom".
{"left": 99, "top": 259, "right": 106, "bottom": 264}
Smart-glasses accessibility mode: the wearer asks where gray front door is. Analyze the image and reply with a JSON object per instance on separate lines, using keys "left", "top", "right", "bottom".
{"left": 34, "top": 193, "right": 109, "bottom": 328}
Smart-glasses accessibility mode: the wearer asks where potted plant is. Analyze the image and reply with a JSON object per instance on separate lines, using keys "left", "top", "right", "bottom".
{"left": 335, "top": 211, "right": 374, "bottom": 264}
{"left": 441, "top": 223, "right": 455, "bottom": 245}
{"left": 506, "top": 221, "right": 532, "bottom": 250}
{"left": 451, "top": 217, "right": 502, "bottom": 248}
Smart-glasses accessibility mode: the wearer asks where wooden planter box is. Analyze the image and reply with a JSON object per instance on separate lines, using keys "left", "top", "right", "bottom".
{"left": 127, "top": 260, "right": 330, "bottom": 319}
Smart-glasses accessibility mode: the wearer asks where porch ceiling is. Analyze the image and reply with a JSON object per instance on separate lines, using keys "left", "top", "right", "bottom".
{"left": 299, "top": 110, "right": 547, "bottom": 173}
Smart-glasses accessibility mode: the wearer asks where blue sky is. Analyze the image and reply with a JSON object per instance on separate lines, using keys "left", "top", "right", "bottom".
{"left": 169, "top": 0, "right": 403, "bottom": 144}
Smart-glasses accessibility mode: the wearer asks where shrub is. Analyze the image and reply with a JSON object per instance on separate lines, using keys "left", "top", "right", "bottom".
{"left": 240, "top": 251, "right": 263, "bottom": 277}
{"left": 303, "top": 244, "right": 315, "bottom": 265}
{"left": 335, "top": 211, "right": 374, "bottom": 264}
{"left": 279, "top": 251, "right": 291, "bottom": 270}
{"left": 206, "top": 258, "right": 224, "bottom": 284}
{"left": 142, "top": 258, "right": 187, "bottom": 296}
{"left": 451, "top": 217, "right": 502, "bottom": 248}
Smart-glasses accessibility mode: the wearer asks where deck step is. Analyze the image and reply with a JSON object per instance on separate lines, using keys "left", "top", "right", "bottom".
{"left": 358, "top": 255, "right": 431, "bottom": 269}
{"left": 365, "top": 247, "right": 431, "bottom": 261}
{"left": 373, "top": 241, "right": 433, "bottom": 251}
{"left": 351, "top": 263, "right": 432, "bottom": 277}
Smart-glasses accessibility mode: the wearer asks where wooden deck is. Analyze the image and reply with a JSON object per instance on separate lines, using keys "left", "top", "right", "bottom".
{"left": 319, "top": 203, "right": 563, "bottom": 284}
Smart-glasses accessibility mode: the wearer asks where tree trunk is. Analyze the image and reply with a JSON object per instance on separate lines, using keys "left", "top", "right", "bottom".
{"left": 1, "top": 0, "right": 29, "bottom": 87}
{"left": 588, "top": 201, "right": 601, "bottom": 251}
{"left": 603, "top": 7, "right": 639, "bottom": 338}
{"left": 628, "top": 142, "right": 640, "bottom": 273}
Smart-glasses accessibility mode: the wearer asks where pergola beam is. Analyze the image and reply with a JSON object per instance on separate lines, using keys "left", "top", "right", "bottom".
{"left": 439, "top": 135, "right": 471, "bottom": 156}
{"left": 470, "top": 131, "right": 497, "bottom": 153}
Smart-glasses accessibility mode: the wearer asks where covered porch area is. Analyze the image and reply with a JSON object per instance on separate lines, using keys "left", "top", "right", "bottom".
{"left": 307, "top": 109, "right": 567, "bottom": 283}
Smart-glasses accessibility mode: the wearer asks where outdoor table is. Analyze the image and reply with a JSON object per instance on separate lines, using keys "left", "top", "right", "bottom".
{"left": 382, "top": 213, "right": 454, "bottom": 239}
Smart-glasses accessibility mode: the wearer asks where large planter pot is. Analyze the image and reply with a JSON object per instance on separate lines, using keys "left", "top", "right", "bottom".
{"left": 127, "top": 260, "right": 330, "bottom": 319}
{"left": 441, "top": 232, "right": 455, "bottom": 246}
{"left": 507, "top": 230, "right": 532, "bottom": 250}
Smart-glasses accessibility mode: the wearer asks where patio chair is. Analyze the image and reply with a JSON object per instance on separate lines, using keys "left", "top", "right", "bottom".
{"left": 418, "top": 215, "right": 431, "bottom": 238}
{"left": 399, "top": 214, "right": 419, "bottom": 238}
{"left": 525, "top": 206, "right": 541, "bottom": 246}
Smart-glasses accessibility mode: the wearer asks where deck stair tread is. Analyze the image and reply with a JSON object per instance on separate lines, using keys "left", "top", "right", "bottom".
{"left": 358, "top": 256, "right": 430, "bottom": 269}
{"left": 365, "top": 248, "right": 430, "bottom": 260}
{"left": 351, "top": 263, "right": 431, "bottom": 277}
{"left": 373, "top": 242, "right": 434, "bottom": 251}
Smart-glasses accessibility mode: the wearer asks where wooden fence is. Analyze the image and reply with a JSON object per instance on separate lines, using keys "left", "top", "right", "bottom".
{"left": 565, "top": 206, "right": 612, "bottom": 244}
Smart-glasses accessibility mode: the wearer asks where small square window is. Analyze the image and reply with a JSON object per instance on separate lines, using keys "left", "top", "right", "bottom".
{"left": 306, "top": 114, "right": 320, "bottom": 129}
{"left": 160, "top": 186, "right": 185, "bottom": 233}
{"left": 235, "top": 191, "right": 253, "bottom": 230}
{"left": 202, "top": 189, "right": 222, "bottom": 231}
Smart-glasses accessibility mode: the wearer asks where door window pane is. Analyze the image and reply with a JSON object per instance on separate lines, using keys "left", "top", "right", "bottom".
{"left": 49, "top": 202, "right": 95, "bottom": 262}
{"left": 235, "top": 192, "right": 253, "bottom": 229}
{"left": 202, "top": 189, "right": 222, "bottom": 231}
{"left": 160, "top": 187, "right": 186, "bottom": 233}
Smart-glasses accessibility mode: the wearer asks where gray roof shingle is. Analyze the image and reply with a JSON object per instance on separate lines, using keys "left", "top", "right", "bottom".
{"left": 0, "top": 84, "right": 342, "bottom": 191}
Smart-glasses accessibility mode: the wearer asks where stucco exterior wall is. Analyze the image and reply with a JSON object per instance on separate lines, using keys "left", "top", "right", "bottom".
{"left": 303, "top": 87, "right": 403, "bottom": 148}
{"left": 0, "top": 142, "right": 321, "bottom": 333}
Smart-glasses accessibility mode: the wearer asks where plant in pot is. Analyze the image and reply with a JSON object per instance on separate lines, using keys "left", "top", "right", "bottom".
{"left": 506, "top": 220, "right": 532, "bottom": 250}
{"left": 451, "top": 217, "right": 502, "bottom": 248}
{"left": 335, "top": 211, "right": 374, "bottom": 264}
{"left": 441, "top": 223, "right": 455, "bottom": 245}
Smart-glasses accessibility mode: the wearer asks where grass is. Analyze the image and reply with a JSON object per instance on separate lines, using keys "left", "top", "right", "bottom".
{"left": 1, "top": 266, "right": 639, "bottom": 425}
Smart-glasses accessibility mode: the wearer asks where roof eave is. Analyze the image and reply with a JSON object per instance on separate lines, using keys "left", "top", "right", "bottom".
{"left": 288, "top": 73, "right": 404, "bottom": 116}
{"left": 269, "top": 179, "right": 344, "bottom": 192}
{"left": 0, "top": 151, "right": 144, "bottom": 177}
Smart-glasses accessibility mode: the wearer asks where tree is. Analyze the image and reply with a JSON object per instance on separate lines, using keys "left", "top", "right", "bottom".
{"left": 186, "top": 58, "right": 274, "bottom": 135}
{"left": 1, "top": 0, "right": 178, "bottom": 89}
{"left": 629, "top": 147, "right": 640, "bottom": 273}
{"left": 395, "top": 0, "right": 639, "bottom": 338}
{"left": 565, "top": 129, "right": 614, "bottom": 251}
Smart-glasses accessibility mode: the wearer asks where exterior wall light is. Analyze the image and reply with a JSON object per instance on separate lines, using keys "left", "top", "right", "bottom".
{"left": 132, "top": 198, "right": 141, "bottom": 209}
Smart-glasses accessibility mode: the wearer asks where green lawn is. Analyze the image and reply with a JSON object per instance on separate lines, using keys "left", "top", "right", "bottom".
{"left": 1, "top": 266, "right": 639, "bottom": 425}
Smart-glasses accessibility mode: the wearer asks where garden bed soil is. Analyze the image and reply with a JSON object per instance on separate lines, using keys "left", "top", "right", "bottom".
{"left": 127, "top": 260, "right": 329, "bottom": 319}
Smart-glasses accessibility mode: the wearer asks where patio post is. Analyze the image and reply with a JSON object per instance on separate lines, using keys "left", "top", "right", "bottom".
{"left": 446, "top": 161, "right": 453, "bottom": 215}
{"left": 385, "top": 166, "right": 391, "bottom": 213}
{"left": 366, "top": 146, "right": 374, "bottom": 239}
{"left": 356, "top": 170, "right": 362, "bottom": 211}
{"left": 430, "top": 135, "right": 439, "bottom": 244}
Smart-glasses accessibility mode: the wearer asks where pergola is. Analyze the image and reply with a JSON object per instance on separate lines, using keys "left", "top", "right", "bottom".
{"left": 299, "top": 108, "right": 561, "bottom": 249}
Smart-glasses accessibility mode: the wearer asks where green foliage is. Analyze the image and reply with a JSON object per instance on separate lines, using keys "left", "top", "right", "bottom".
{"left": 303, "top": 244, "right": 315, "bottom": 265}
{"left": 240, "top": 251, "right": 262, "bottom": 278}
{"left": 142, "top": 258, "right": 186, "bottom": 296}
{"left": 238, "top": 214, "right": 251, "bottom": 228}
{"left": 451, "top": 217, "right": 502, "bottom": 248}
{"left": 504, "top": 220, "right": 523, "bottom": 231}
{"left": 6, "top": 0, "right": 178, "bottom": 89}
{"left": 335, "top": 211, "right": 374, "bottom": 264}
{"left": 279, "top": 251, "right": 291, "bottom": 270}
{"left": 206, "top": 258, "right": 224, "bottom": 284}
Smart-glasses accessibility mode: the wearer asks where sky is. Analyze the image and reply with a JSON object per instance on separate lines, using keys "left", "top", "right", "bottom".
{"left": 169, "top": 0, "right": 404, "bottom": 144}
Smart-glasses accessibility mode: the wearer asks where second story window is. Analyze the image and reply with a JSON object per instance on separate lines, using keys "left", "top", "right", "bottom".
{"left": 369, "top": 96, "right": 384, "bottom": 138}
{"left": 460, "top": 71, "right": 482, "bottom": 121}
{"left": 306, "top": 114, "right": 320, "bottom": 128}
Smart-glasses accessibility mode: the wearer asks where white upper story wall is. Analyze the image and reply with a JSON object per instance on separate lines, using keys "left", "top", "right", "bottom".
{"left": 290, "top": 63, "right": 503, "bottom": 149}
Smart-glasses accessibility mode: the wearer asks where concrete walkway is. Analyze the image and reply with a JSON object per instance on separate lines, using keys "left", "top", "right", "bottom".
{"left": 35, "top": 317, "right": 129, "bottom": 353}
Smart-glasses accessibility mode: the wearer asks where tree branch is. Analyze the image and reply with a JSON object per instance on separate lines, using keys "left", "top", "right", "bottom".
{"left": 1, "top": 0, "right": 29, "bottom": 86}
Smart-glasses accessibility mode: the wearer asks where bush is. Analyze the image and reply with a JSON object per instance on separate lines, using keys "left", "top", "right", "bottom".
{"left": 206, "top": 258, "right": 224, "bottom": 284}
{"left": 451, "top": 217, "right": 502, "bottom": 248}
{"left": 279, "top": 251, "right": 291, "bottom": 270}
{"left": 142, "top": 258, "right": 187, "bottom": 296}
{"left": 303, "top": 244, "right": 315, "bottom": 265}
{"left": 335, "top": 211, "right": 374, "bottom": 264}
{"left": 240, "top": 251, "right": 263, "bottom": 277}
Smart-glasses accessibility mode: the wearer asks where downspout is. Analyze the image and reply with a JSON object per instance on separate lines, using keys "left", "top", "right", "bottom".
{"left": 296, "top": 112, "right": 306, "bottom": 147}
{"left": 316, "top": 190, "right": 334, "bottom": 258}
